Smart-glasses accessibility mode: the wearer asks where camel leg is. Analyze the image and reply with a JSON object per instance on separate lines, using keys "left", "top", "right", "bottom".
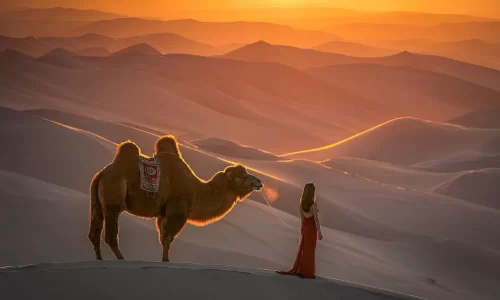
{"left": 157, "top": 213, "right": 187, "bottom": 262}
{"left": 88, "top": 202, "right": 104, "bottom": 260}
{"left": 104, "top": 204, "right": 125, "bottom": 260}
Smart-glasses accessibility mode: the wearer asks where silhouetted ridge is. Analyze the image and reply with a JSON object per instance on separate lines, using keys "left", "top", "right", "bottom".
{"left": 111, "top": 43, "right": 162, "bottom": 56}
{"left": 0, "top": 48, "right": 33, "bottom": 61}
{"left": 221, "top": 41, "right": 355, "bottom": 68}
{"left": 41, "top": 47, "right": 77, "bottom": 57}
{"left": 76, "top": 33, "right": 116, "bottom": 43}
{"left": 35, "top": 48, "right": 90, "bottom": 69}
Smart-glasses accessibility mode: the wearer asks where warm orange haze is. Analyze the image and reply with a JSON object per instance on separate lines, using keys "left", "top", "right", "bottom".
{"left": 2, "top": 0, "right": 500, "bottom": 19}
{"left": 0, "top": 1, "right": 499, "bottom": 300}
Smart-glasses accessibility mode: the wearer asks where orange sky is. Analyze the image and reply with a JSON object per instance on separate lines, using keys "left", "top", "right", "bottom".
{"left": 2, "top": 0, "right": 500, "bottom": 18}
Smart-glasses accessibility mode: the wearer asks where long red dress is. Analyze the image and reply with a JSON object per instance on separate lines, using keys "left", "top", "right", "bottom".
{"left": 277, "top": 209, "right": 318, "bottom": 279}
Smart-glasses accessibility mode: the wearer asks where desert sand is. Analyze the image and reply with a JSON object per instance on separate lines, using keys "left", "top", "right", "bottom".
{"left": 0, "top": 261, "right": 424, "bottom": 300}
{"left": 2, "top": 107, "right": 499, "bottom": 300}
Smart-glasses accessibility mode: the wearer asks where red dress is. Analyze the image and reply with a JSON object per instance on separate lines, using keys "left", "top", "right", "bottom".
{"left": 277, "top": 209, "right": 318, "bottom": 278}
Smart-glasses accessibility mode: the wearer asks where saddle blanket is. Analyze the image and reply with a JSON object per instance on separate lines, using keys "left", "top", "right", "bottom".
{"left": 138, "top": 155, "right": 161, "bottom": 193}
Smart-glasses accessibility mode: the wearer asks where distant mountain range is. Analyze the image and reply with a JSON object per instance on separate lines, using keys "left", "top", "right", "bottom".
{"left": 1, "top": 7, "right": 499, "bottom": 69}
{"left": 307, "top": 63, "right": 500, "bottom": 120}
{"left": 221, "top": 41, "right": 500, "bottom": 91}
{"left": 313, "top": 41, "right": 396, "bottom": 57}
{"left": 2, "top": 43, "right": 499, "bottom": 153}
{"left": 329, "top": 21, "right": 500, "bottom": 44}
{"left": 71, "top": 18, "right": 342, "bottom": 48}
{"left": 0, "top": 7, "right": 125, "bottom": 22}
{"left": 0, "top": 7, "right": 125, "bottom": 37}
{"left": 0, "top": 47, "right": 384, "bottom": 152}
{"left": 0, "top": 32, "right": 220, "bottom": 56}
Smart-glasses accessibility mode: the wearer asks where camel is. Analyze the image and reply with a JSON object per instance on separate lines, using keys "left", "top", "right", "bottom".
{"left": 88, "top": 135, "right": 264, "bottom": 262}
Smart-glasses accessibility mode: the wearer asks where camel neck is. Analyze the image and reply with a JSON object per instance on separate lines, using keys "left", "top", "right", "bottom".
{"left": 188, "top": 175, "right": 238, "bottom": 226}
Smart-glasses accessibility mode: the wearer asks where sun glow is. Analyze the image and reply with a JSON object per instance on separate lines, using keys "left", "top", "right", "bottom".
{"left": 262, "top": 186, "right": 280, "bottom": 202}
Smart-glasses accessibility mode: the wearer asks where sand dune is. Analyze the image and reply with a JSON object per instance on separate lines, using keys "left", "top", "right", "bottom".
{"left": 0, "top": 50, "right": 388, "bottom": 153}
{"left": 2, "top": 108, "right": 500, "bottom": 299}
{"left": 230, "top": 157, "right": 500, "bottom": 252}
{"left": 362, "top": 51, "right": 500, "bottom": 91}
{"left": 1, "top": 108, "right": 408, "bottom": 241}
{"left": 221, "top": 42, "right": 500, "bottom": 91}
{"left": 0, "top": 108, "right": 115, "bottom": 192}
{"left": 435, "top": 168, "right": 500, "bottom": 210}
{"left": 191, "top": 137, "right": 280, "bottom": 161}
{"left": 282, "top": 118, "right": 500, "bottom": 164}
{"left": 322, "top": 157, "right": 459, "bottom": 192}
{"left": 384, "top": 239, "right": 500, "bottom": 300}
{"left": 413, "top": 153, "right": 500, "bottom": 173}
{"left": 5, "top": 109, "right": 499, "bottom": 254}
{"left": 0, "top": 162, "right": 476, "bottom": 300}
{"left": 307, "top": 63, "right": 500, "bottom": 120}
{"left": 0, "top": 261, "right": 422, "bottom": 300}
{"left": 0, "top": 170, "right": 281, "bottom": 269}
{"left": 448, "top": 108, "right": 500, "bottom": 129}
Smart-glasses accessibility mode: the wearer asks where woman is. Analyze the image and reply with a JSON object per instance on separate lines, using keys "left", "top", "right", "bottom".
{"left": 277, "top": 182, "right": 323, "bottom": 279}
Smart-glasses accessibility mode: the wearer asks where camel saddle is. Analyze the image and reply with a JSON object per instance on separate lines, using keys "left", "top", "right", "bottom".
{"left": 138, "top": 155, "right": 161, "bottom": 198}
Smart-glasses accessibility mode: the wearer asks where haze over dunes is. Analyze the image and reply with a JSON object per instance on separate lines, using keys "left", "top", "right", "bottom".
{"left": 307, "top": 63, "right": 500, "bottom": 120}
{"left": 72, "top": 18, "right": 341, "bottom": 47}
{"left": 1, "top": 48, "right": 392, "bottom": 153}
{"left": 222, "top": 42, "right": 500, "bottom": 91}
{"left": 0, "top": 32, "right": 220, "bottom": 57}
{"left": 313, "top": 41, "right": 396, "bottom": 57}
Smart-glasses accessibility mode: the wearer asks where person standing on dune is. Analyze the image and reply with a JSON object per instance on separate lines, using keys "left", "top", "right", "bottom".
{"left": 277, "top": 182, "right": 323, "bottom": 279}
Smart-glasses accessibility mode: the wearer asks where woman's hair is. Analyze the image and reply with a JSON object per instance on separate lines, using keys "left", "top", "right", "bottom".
{"left": 300, "top": 182, "right": 316, "bottom": 212}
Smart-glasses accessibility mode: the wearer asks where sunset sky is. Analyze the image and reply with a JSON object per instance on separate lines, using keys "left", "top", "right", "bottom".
{"left": 2, "top": 0, "right": 500, "bottom": 18}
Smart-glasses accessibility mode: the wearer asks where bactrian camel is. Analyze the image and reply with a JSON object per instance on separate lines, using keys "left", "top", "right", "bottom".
{"left": 88, "top": 135, "right": 264, "bottom": 262}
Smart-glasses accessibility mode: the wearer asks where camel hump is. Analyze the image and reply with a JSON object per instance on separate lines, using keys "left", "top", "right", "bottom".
{"left": 114, "top": 140, "right": 141, "bottom": 161}
{"left": 155, "top": 135, "right": 182, "bottom": 158}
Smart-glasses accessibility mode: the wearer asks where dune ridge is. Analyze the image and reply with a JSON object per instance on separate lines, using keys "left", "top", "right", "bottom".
{"left": 282, "top": 117, "right": 500, "bottom": 164}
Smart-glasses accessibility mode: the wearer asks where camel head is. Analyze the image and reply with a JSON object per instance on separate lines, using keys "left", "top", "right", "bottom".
{"left": 223, "top": 164, "right": 263, "bottom": 201}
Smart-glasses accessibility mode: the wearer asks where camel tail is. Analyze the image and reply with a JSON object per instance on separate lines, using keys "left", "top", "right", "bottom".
{"left": 155, "top": 135, "right": 182, "bottom": 158}
{"left": 89, "top": 169, "right": 103, "bottom": 217}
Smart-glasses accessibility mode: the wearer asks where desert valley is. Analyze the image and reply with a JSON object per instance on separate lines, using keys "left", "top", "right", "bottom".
{"left": 1, "top": 4, "right": 499, "bottom": 300}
